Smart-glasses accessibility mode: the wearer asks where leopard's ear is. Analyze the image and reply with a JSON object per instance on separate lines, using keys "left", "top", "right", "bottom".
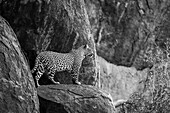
{"left": 83, "top": 44, "right": 87, "bottom": 48}
{"left": 80, "top": 44, "right": 86, "bottom": 49}
{"left": 83, "top": 44, "right": 89, "bottom": 49}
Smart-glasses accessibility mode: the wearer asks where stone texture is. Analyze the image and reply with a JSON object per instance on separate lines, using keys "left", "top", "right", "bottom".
{"left": 85, "top": 0, "right": 170, "bottom": 70}
{"left": 0, "top": 0, "right": 97, "bottom": 86}
{"left": 117, "top": 61, "right": 170, "bottom": 113}
{"left": 96, "top": 55, "right": 170, "bottom": 112}
{"left": 37, "top": 85, "right": 115, "bottom": 113}
{"left": 0, "top": 16, "right": 39, "bottom": 113}
{"left": 96, "top": 56, "right": 148, "bottom": 101}
{"left": 1, "top": 0, "right": 170, "bottom": 112}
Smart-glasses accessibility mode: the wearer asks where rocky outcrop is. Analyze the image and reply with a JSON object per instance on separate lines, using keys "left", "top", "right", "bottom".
{"left": 96, "top": 56, "right": 148, "bottom": 101}
{"left": 95, "top": 56, "right": 170, "bottom": 112}
{"left": 96, "top": 56, "right": 170, "bottom": 112}
{"left": 37, "top": 85, "right": 115, "bottom": 113}
{"left": 85, "top": 0, "right": 170, "bottom": 70}
{"left": 0, "top": 0, "right": 97, "bottom": 86}
{"left": 116, "top": 61, "right": 170, "bottom": 113}
{"left": 2, "top": 0, "right": 170, "bottom": 112}
{"left": 0, "top": 16, "right": 39, "bottom": 113}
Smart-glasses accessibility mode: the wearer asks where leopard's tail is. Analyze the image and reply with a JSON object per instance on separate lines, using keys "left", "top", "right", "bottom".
{"left": 31, "top": 56, "right": 40, "bottom": 73}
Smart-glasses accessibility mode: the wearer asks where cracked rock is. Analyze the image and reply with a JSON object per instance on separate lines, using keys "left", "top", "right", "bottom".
{"left": 38, "top": 85, "right": 115, "bottom": 113}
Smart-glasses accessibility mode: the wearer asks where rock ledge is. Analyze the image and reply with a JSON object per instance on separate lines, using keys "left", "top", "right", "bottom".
{"left": 38, "top": 85, "right": 115, "bottom": 113}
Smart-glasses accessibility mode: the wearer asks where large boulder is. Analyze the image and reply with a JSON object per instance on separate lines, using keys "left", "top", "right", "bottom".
{"left": 0, "top": 16, "right": 39, "bottom": 113}
{"left": 38, "top": 85, "right": 115, "bottom": 113}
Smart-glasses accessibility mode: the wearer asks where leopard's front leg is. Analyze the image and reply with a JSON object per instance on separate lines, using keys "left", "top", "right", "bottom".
{"left": 72, "top": 74, "right": 81, "bottom": 85}
{"left": 71, "top": 65, "right": 81, "bottom": 85}
{"left": 48, "top": 66, "right": 60, "bottom": 85}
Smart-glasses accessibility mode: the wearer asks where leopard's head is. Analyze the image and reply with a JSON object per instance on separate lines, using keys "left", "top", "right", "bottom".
{"left": 71, "top": 44, "right": 93, "bottom": 59}
{"left": 80, "top": 44, "right": 93, "bottom": 58}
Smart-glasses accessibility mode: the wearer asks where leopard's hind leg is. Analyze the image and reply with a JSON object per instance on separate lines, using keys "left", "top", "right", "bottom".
{"left": 48, "top": 66, "right": 60, "bottom": 84}
{"left": 35, "top": 63, "right": 44, "bottom": 87}
{"left": 35, "top": 71, "right": 43, "bottom": 87}
{"left": 31, "top": 56, "right": 40, "bottom": 73}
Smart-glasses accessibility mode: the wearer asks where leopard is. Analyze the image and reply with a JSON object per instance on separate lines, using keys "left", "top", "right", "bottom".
{"left": 31, "top": 44, "right": 92, "bottom": 87}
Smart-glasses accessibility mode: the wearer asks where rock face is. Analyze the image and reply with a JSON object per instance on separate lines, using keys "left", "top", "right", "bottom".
{"left": 85, "top": 0, "right": 170, "bottom": 70}
{"left": 116, "top": 61, "right": 170, "bottom": 113}
{"left": 96, "top": 56, "right": 148, "bottom": 101}
{"left": 0, "top": 0, "right": 97, "bottom": 86}
{"left": 0, "top": 16, "right": 39, "bottom": 113}
{"left": 2, "top": 0, "right": 170, "bottom": 112}
{"left": 96, "top": 56, "right": 170, "bottom": 112}
{"left": 37, "top": 85, "right": 115, "bottom": 113}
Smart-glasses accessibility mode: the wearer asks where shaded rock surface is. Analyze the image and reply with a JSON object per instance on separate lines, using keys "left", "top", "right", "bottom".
{"left": 117, "top": 60, "right": 170, "bottom": 113}
{"left": 96, "top": 56, "right": 148, "bottom": 101}
{"left": 96, "top": 55, "right": 170, "bottom": 112}
{"left": 0, "top": 0, "right": 97, "bottom": 86}
{"left": 38, "top": 85, "right": 115, "bottom": 113}
{"left": 85, "top": 0, "right": 170, "bottom": 70}
{"left": 0, "top": 16, "right": 39, "bottom": 113}
{"left": 2, "top": 0, "right": 170, "bottom": 112}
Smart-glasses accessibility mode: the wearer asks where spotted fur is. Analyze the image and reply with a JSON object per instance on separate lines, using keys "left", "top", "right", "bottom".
{"left": 31, "top": 44, "right": 92, "bottom": 86}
